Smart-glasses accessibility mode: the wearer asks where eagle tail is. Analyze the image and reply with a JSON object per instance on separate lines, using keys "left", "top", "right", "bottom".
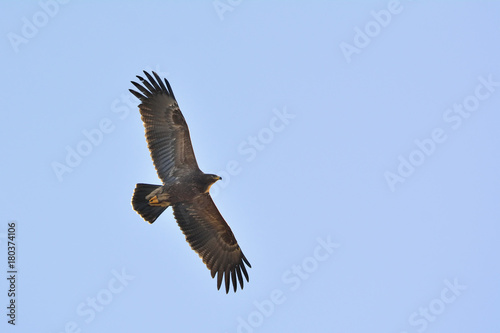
{"left": 132, "top": 183, "right": 168, "bottom": 224}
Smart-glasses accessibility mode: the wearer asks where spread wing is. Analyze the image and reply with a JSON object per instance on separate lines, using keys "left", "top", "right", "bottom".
{"left": 129, "top": 71, "right": 198, "bottom": 183}
{"left": 172, "top": 193, "right": 251, "bottom": 293}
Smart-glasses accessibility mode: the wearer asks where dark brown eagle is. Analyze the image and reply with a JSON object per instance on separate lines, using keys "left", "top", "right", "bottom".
{"left": 130, "top": 71, "right": 251, "bottom": 293}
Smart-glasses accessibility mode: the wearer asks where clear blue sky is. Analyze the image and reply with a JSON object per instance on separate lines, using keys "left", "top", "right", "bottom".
{"left": 1, "top": 1, "right": 499, "bottom": 332}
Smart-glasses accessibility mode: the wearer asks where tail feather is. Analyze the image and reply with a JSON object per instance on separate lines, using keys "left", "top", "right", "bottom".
{"left": 132, "top": 183, "right": 168, "bottom": 224}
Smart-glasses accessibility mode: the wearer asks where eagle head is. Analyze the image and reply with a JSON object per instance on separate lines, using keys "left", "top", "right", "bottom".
{"left": 202, "top": 174, "right": 222, "bottom": 193}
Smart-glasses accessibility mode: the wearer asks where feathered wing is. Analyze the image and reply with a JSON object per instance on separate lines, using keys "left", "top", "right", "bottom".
{"left": 129, "top": 71, "right": 199, "bottom": 182}
{"left": 172, "top": 194, "right": 251, "bottom": 293}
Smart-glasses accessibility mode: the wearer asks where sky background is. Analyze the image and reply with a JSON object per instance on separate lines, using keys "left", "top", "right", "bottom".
{"left": 1, "top": 1, "right": 499, "bottom": 332}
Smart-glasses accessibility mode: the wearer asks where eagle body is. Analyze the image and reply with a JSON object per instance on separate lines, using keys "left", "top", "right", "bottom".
{"left": 147, "top": 173, "right": 220, "bottom": 206}
{"left": 130, "top": 71, "right": 250, "bottom": 293}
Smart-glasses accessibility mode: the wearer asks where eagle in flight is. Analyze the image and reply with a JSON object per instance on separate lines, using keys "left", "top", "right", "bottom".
{"left": 130, "top": 71, "right": 251, "bottom": 293}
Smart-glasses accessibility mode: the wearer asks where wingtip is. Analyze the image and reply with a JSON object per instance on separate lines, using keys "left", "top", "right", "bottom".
{"left": 236, "top": 266, "right": 244, "bottom": 289}
{"left": 241, "top": 262, "right": 249, "bottom": 282}
{"left": 224, "top": 268, "right": 231, "bottom": 294}
{"left": 131, "top": 70, "right": 175, "bottom": 100}
{"left": 217, "top": 270, "right": 223, "bottom": 291}
{"left": 242, "top": 253, "right": 251, "bottom": 268}
{"left": 129, "top": 88, "right": 145, "bottom": 100}
{"left": 231, "top": 267, "right": 237, "bottom": 293}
